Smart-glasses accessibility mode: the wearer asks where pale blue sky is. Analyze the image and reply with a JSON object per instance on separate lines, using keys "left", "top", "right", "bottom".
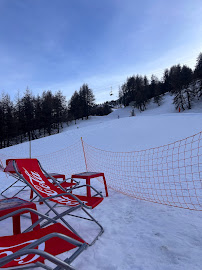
{"left": 0, "top": 0, "right": 202, "bottom": 103}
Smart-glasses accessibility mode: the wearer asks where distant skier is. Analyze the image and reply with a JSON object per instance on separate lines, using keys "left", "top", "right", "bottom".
{"left": 118, "top": 115, "right": 120, "bottom": 119}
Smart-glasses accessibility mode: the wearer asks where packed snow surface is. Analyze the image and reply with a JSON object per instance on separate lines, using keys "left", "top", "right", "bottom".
{"left": 0, "top": 93, "right": 202, "bottom": 269}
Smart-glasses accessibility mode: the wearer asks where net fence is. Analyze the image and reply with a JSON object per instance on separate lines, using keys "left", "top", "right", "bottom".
{"left": 0, "top": 132, "right": 202, "bottom": 211}
{"left": 82, "top": 132, "right": 202, "bottom": 211}
{"left": 0, "top": 142, "right": 86, "bottom": 178}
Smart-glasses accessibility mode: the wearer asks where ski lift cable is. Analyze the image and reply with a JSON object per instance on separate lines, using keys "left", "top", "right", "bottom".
{"left": 81, "top": 55, "right": 197, "bottom": 94}
{"left": 93, "top": 65, "right": 195, "bottom": 92}
{"left": 90, "top": 81, "right": 124, "bottom": 92}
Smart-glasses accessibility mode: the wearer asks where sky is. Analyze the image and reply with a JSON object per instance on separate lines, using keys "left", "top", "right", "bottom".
{"left": 0, "top": 0, "right": 202, "bottom": 104}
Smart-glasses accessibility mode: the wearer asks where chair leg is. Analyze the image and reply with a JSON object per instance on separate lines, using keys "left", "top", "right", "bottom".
{"left": 12, "top": 215, "right": 21, "bottom": 235}
{"left": 81, "top": 207, "right": 104, "bottom": 246}
{"left": 42, "top": 204, "right": 83, "bottom": 240}
{"left": 102, "top": 175, "right": 109, "bottom": 197}
{"left": 41, "top": 204, "right": 103, "bottom": 245}
{"left": 1, "top": 180, "right": 20, "bottom": 198}
{"left": 30, "top": 189, "right": 33, "bottom": 199}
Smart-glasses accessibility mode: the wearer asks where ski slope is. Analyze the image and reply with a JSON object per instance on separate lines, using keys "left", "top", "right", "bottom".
{"left": 0, "top": 93, "right": 202, "bottom": 269}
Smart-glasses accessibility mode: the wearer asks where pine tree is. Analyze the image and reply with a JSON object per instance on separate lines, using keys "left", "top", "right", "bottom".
{"left": 135, "top": 75, "right": 146, "bottom": 111}
{"left": 34, "top": 95, "right": 43, "bottom": 137}
{"left": 41, "top": 91, "right": 54, "bottom": 135}
{"left": 194, "top": 52, "right": 202, "bottom": 80}
{"left": 143, "top": 75, "right": 149, "bottom": 102}
{"left": 21, "top": 88, "right": 35, "bottom": 141}
{"left": 153, "top": 82, "right": 163, "bottom": 106}
{"left": 181, "top": 65, "right": 193, "bottom": 109}
{"left": 126, "top": 76, "right": 136, "bottom": 106}
{"left": 169, "top": 65, "right": 182, "bottom": 93}
{"left": 195, "top": 80, "right": 202, "bottom": 99}
{"left": 68, "top": 91, "right": 80, "bottom": 124}
{"left": 150, "top": 75, "right": 158, "bottom": 99}
{"left": 14, "top": 91, "right": 24, "bottom": 143}
{"left": 119, "top": 83, "right": 127, "bottom": 106}
{"left": 53, "top": 90, "right": 67, "bottom": 132}
{"left": 0, "top": 93, "right": 14, "bottom": 147}
{"left": 79, "top": 84, "right": 95, "bottom": 119}
{"left": 163, "top": 69, "right": 171, "bottom": 93}
{"left": 168, "top": 65, "right": 186, "bottom": 110}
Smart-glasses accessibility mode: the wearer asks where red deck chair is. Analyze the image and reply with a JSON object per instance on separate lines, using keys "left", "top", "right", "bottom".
{"left": 0, "top": 208, "right": 87, "bottom": 270}
{"left": 11, "top": 158, "right": 104, "bottom": 245}
{"left": 1, "top": 159, "right": 79, "bottom": 199}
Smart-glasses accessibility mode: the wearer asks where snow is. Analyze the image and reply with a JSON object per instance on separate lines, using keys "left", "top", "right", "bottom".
{"left": 0, "top": 93, "right": 202, "bottom": 269}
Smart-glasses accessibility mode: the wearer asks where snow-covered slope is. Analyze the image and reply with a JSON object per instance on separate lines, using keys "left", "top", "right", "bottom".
{"left": 1, "top": 93, "right": 202, "bottom": 156}
{"left": 0, "top": 93, "right": 202, "bottom": 270}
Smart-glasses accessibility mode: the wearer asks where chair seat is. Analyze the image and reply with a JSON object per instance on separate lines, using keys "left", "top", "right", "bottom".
{"left": 59, "top": 182, "right": 76, "bottom": 189}
{"left": 53, "top": 194, "right": 104, "bottom": 208}
{"left": 0, "top": 223, "right": 84, "bottom": 268}
{"left": 76, "top": 195, "right": 104, "bottom": 209}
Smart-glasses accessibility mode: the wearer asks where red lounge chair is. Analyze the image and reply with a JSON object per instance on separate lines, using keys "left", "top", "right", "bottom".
{"left": 0, "top": 208, "right": 87, "bottom": 269}
{"left": 11, "top": 158, "right": 104, "bottom": 245}
{"left": 1, "top": 159, "right": 79, "bottom": 199}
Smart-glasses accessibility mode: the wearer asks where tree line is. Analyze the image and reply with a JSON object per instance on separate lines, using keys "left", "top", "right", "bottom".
{"left": 0, "top": 84, "right": 111, "bottom": 148}
{"left": 1, "top": 52, "right": 201, "bottom": 148}
{"left": 118, "top": 52, "right": 202, "bottom": 111}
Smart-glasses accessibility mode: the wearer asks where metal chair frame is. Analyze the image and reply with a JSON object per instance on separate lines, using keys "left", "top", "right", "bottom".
{"left": 13, "top": 159, "right": 104, "bottom": 246}
{"left": 0, "top": 208, "right": 88, "bottom": 270}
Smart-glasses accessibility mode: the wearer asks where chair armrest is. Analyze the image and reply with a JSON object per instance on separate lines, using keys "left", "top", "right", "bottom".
{"left": 0, "top": 208, "right": 57, "bottom": 224}
{"left": 24, "top": 232, "right": 85, "bottom": 249}
{"left": 61, "top": 177, "right": 80, "bottom": 185}
{"left": 67, "top": 184, "right": 103, "bottom": 198}
{"left": 0, "top": 249, "right": 75, "bottom": 270}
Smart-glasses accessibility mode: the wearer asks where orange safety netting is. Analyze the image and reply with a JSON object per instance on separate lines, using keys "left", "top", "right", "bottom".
{"left": 35, "top": 142, "right": 86, "bottom": 177}
{"left": 81, "top": 133, "right": 202, "bottom": 211}
{"left": 0, "top": 132, "right": 202, "bottom": 211}
{"left": 0, "top": 141, "right": 86, "bottom": 178}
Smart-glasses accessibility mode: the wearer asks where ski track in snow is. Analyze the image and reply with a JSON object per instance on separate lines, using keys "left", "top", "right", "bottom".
{"left": 0, "top": 93, "right": 202, "bottom": 269}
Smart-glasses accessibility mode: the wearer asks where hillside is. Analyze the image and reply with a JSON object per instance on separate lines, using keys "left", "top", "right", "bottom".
{"left": 1, "top": 93, "right": 202, "bottom": 156}
{"left": 0, "top": 93, "right": 202, "bottom": 270}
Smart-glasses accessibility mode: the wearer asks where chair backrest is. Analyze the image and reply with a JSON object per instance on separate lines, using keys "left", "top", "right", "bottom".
{"left": 0, "top": 222, "right": 85, "bottom": 268}
{"left": 4, "top": 159, "right": 16, "bottom": 173}
{"left": 13, "top": 159, "right": 81, "bottom": 206}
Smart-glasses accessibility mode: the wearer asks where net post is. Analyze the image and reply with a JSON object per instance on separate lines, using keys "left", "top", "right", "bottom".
{"left": 29, "top": 139, "right": 31, "bottom": 159}
{"left": 81, "top": 137, "right": 88, "bottom": 171}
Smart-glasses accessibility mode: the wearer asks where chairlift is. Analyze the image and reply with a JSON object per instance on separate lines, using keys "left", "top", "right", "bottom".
{"left": 110, "top": 87, "right": 113, "bottom": 96}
